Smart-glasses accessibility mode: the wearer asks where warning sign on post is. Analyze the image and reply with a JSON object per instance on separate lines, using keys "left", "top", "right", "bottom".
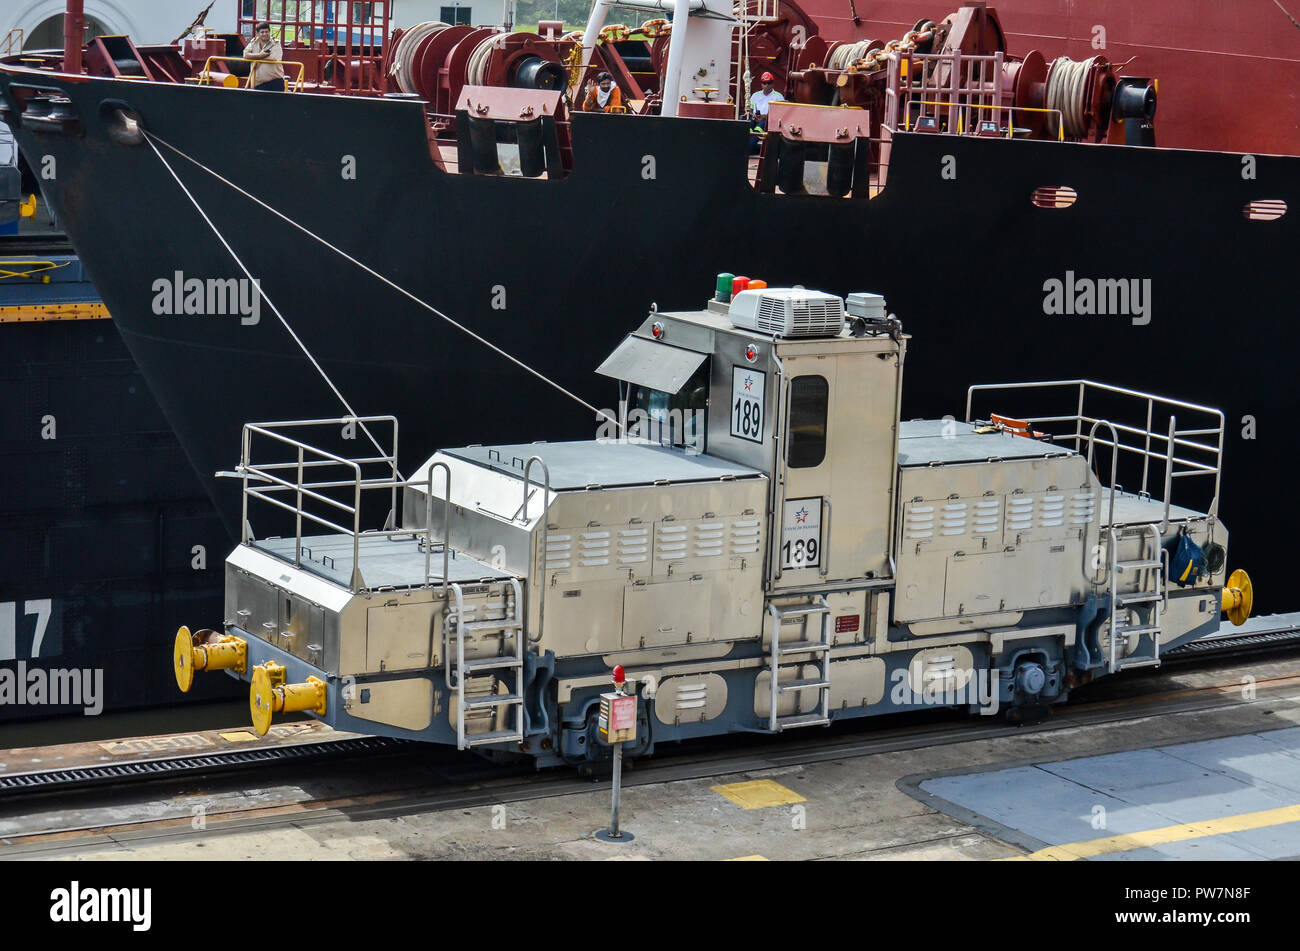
{"left": 610, "top": 695, "right": 636, "bottom": 731}
{"left": 600, "top": 691, "right": 638, "bottom": 743}
{"left": 781, "top": 497, "right": 823, "bottom": 569}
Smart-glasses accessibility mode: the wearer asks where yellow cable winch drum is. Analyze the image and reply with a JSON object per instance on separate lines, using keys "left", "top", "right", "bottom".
{"left": 250, "top": 662, "right": 327, "bottom": 736}
{"left": 173, "top": 625, "right": 197, "bottom": 693}
{"left": 249, "top": 663, "right": 282, "bottom": 736}
{"left": 174, "top": 626, "right": 247, "bottom": 692}
{"left": 1221, "top": 569, "right": 1253, "bottom": 626}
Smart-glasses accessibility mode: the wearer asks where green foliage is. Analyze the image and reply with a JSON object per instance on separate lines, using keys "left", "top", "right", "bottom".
{"left": 513, "top": 0, "right": 658, "bottom": 31}
{"left": 514, "top": 0, "right": 588, "bottom": 29}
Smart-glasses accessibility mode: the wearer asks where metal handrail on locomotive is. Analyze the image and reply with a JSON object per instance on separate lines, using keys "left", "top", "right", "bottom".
{"left": 173, "top": 281, "right": 1253, "bottom": 765}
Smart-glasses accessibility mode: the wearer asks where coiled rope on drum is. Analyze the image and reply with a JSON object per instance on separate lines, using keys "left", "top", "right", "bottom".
{"left": 390, "top": 21, "right": 448, "bottom": 94}
{"left": 828, "top": 40, "right": 874, "bottom": 71}
{"left": 142, "top": 129, "right": 621, "bottom": 437}
{"left": 1045, "top": 56, "right": 1093, "bottom": 139}
{"left": 465, "top": 33, "right": 503, "bottom": 87}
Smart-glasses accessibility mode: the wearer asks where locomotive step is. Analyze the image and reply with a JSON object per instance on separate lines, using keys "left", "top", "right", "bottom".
{"left": 776, "top": 639, "right": 831, "bottom": 656}
{"left": 1116, "top": 559, "right": 1163, "bottom": 571}
{"left": 1115, "top": 657, "right": 1162, "bottom": 670}
{"left": 773, "top": 604, "right": 831, "bottom": 618}
{"left": 1115, "top": 593, "right": 1163, "bottom": 607}
{"left": 778, "top": 677, "right": 830, "bottom": 693}
{"left": 1116, "top": 624, "right": 1162, "bottom": 637}
{"left": 463, "top": 729, "right": 524, "bottom": 748}
{"left": 775, "top": 713, "right": 831, "bottom": 730}
{"left": 462, "top": 693, "right": 523, "bottom": 709}
{"left": 453, "top": 619, "right": 524, "bottom": 632}
{"left": 461, "top": 656, "right": 523, "bottom": 672}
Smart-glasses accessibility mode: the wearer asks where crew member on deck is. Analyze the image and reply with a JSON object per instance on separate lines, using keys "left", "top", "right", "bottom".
{"left": 747, "top": 71, "right": 784, "bottom": 152}
{"left": 582, "top": 72, "right": 627, "bottom": 113}
{"left": 244, "top": 22, "right": 286, "bottom": 92}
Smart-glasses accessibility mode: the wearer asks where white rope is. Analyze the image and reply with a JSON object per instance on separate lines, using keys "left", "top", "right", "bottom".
{"left": 143, "top": 132, "right": 394, "bottom": 466}
{"left": 1045, "top": 56, "right": 1091, "bottom": 139}
{"left": 390, "top": 21, "right": 448, "bottom": 92}
{"left": 143, "top": 129, "right": 621, "bottom": 433}
{"left": 465, "top": 33, "right": 500, "bottom": 86}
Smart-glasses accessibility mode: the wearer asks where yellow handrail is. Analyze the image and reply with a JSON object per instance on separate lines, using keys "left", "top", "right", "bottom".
{"left": 907, "top": 99, "right": 1066, "bottom": 141}
{"left": 196, "top": 55, "right": 305, "bottom": 93}
{"left": 2, "top": 28, "right": 23, "bottom": 56}
{"left": 0, "top": 260, "right": 70, "bottom": 282}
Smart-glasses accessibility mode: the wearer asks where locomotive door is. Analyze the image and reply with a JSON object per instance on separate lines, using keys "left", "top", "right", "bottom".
{"left": 770, "top": 343, "right": 899, "bottom": 590}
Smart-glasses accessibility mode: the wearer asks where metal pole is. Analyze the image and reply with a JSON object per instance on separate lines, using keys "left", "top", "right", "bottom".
{"left": 295, "top": 445, "right": 303, "bottom": 566}
{"left": 63, "top": 0, "right": 84, "bottom": 75}
{"left": 609, "top": 742, "right": 623, "bottom": 837}
{"left": 596, "top": 674, "right": 635, "bottom": 843}
{"left": 660, "top": 0, "right": 692, "bottom": 117}
{"left": 579, "top": 0, "right": 614, "bottom": 77}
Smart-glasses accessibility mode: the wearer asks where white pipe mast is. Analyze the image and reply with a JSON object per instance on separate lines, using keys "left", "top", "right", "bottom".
{"left": 576, "top": 0, "right": 736, "bottom": 117}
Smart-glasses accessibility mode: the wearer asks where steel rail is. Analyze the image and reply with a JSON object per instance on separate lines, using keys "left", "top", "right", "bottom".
{"left": 2, "top": 625, "right": 1298, "bottom": 810}
{"left": 7, "top": 664, "right": 1300, "bottom": 858}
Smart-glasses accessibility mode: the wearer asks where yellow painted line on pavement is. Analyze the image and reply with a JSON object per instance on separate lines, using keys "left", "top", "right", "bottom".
{"left": 219, "top": 731, "right": 260, "bottom": 743}
{"left": 711, "top": 779, "right": 806, "bottom": 810}
{"left": 1005, "top": 803, "right": 1300, "bottom": 861}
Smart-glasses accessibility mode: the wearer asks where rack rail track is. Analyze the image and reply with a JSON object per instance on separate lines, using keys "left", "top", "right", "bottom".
{"left": 2, "top": 619, "right": 1297, "bottom": 808}
{"left": 6, "top": 661, "right": 1300, "bottom": 859}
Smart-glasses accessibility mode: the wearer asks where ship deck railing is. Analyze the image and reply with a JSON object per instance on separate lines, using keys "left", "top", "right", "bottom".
{"left": 895, "top": 99, "right": 1066, "bottom": 141}
{"left": 237, "top": 416, "right": 456, "bottom": 594}
{"left": 190, "top": 55, "right": 306, "bottom": 93}
{"left": 965, "top": 379, "right": 1225, "bottom": 531}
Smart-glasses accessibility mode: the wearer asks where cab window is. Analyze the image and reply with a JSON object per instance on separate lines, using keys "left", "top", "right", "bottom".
{"left": 788, "top": 375, "right": 828, "bottom": 468}
{"left": 627, "top": 360, "right": 709, "bottom": 454}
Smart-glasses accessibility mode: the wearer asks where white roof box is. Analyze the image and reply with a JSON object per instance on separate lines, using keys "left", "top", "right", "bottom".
{"left": 846, "top": 292, "right": 887, "bottom": 321}
{"left": 729, "top": 288, "right": 844, "bottom": 337}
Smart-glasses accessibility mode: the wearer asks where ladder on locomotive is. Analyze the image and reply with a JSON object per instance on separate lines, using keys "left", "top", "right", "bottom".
{"left": 765, "top": 597, "right": 833, "bottom": 731}
{"left": 445, "top": 579, "right": 526, "bottom": 749}
{"left": 1106, "top": 523, "right": 1166, "bottom": 672}
{"left": 1089, "top": 420, "right": 1166, "bottom": 673}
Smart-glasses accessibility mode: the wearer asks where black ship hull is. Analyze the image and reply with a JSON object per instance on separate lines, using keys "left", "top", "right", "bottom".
{"left": 3, "top": 72, "right": 1295, "bottom": 610}
{"left": 0, "top": 315, "right": 232, "bottom": 719}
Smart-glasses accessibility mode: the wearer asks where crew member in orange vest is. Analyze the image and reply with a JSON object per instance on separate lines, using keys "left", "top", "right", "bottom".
{"left": 582, "top": 72, "right": 627, "bottom": 113}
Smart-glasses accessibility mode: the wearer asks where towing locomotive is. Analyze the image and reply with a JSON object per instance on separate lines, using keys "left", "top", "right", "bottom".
{"left": 173, "top": 282, "right": 1252, "bottom": 765}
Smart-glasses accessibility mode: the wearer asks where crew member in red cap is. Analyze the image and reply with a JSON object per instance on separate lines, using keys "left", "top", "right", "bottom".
{"left": 747, "top": 71, "right": 784, "bottom": 152}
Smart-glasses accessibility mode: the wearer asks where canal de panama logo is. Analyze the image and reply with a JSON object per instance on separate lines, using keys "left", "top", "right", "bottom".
{"left": 151, "top": 270, "right": 262, "bottom": 325}
{"left": 1042, "top": 271, "right": 1152, "bottom": 326}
